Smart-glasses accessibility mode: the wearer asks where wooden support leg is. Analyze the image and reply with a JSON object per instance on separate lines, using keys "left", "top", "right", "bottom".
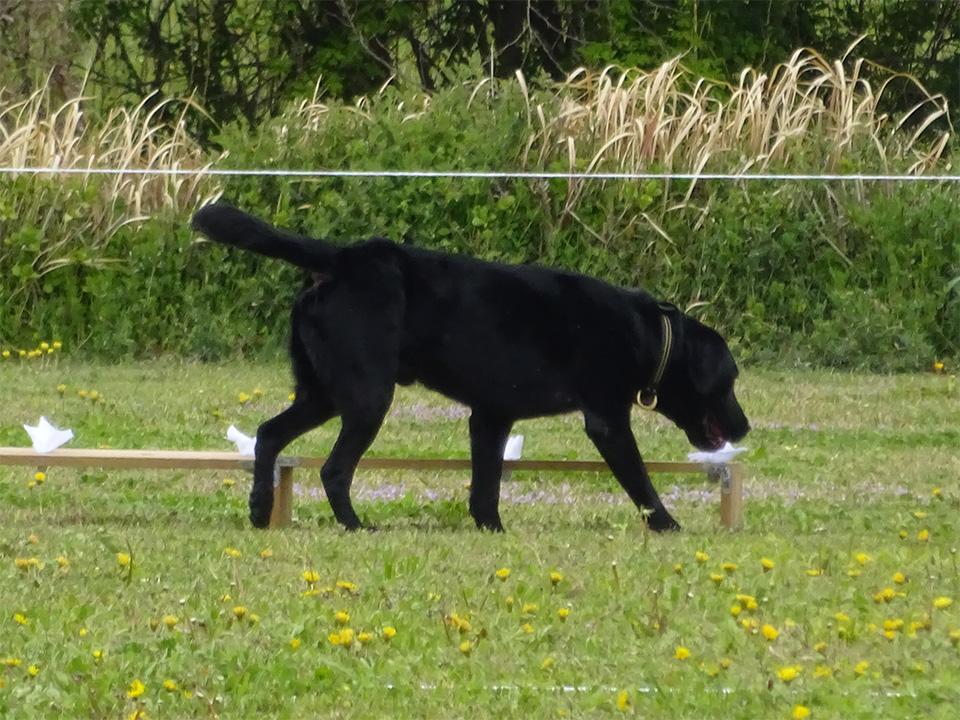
{"left": 268, "top": 465, "right": 295, "bottom": 529}
{"left": 718, "top": 463, "right": 743, "bottom": 530}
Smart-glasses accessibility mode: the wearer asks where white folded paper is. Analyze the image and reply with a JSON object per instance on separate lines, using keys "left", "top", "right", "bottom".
{"left": 226, "top": 425, "right": 257, "bottom": 456}
{"left": 23, "top": 416, "right": 74, "bottom": 453}
{"left": 503, "top": 434, "right": 524, "bottom": 460}
{"left": 687, "top": 441, "right": 747, "bottom": 464}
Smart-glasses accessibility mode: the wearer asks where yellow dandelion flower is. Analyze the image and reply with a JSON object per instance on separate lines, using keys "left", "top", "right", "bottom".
{"left": 291, "top": 637, "right": 301, "bottom": 650}
{"left": 250, "top": 614, "right": 259, "bottom": 623}
{"left": 127, "top": 679, "right": 146, "bottom": 698}
{"left": 720, "top": 658, "right": 731, "bottom": 669}
{"left": 336, "top": 580, "right": 357, "bottom": 592}
{"left": 14, "top": 613, "right": 28, "bottom": 626}
{"left": 776, "top": 666, "right": 799, "bottom": 682}
{"left": 163, "top": 615, "right": 179, "bottom": 630}
{"left": 79, "top": 628, "right": 87, "bottom": 636}
{"left": 233, "top": 606, "right": 247, "bottom": 620}
{"left": 550, "top": 572, "right": 563, "bottom": 585}
{"left": 695, "top": 551, "right": 709, "bottom": 563}
{"left": 14, "top": 558, "right": 30, "bottom": 571}
{"left": 53, "top": 341, "right": 62, "bottom": 349}
{"left": 238, "top": 393, "right": 251, "bottom": 404}
{"left": 522, "top": 603, "right": 537, "bottom": 614}
{"left": 761, "top": 557, "right": 775, "bottom": 571}
{"left": 358, "top": 632, "right": 372, "bottom": 645}
{"left": 710, "top": 573, "right": 724, "bottom": 585}
{"left": 93, "top": 650, "right": 104, "bottom": 661}
{"left": 558, "top": 607, "right": 570, "bottom": 621}
{"left": 855, "top": 553, "right": 871, "bottom": 564}
{"left": 288, "top": 393, "right": 296, "bottom": 402}
{"left": 914, "top": 511, "right": 926, "bottom": 519}
{"left": 617, "top": 690, "right": 629, "bottom": 711}
{"left": 807, "top": 569, "right": 821, "bottom": 576}
{"left": 883, "top": 619, "right": 903, "bottom": 632}
{"left": 28, "top": 665, "right": 39, "bottom": 677}
{"left": 222, "top": 477, "right": 235, "bottom": 487}
{"left": 949, "top": 630, "right": 960, "bottom": 646}
{"left": 541, "top": 657, "right": 554, "bottom": 669}
{"left": 721, "top": 562, "right": 738, "bottom": 573}
{"left": 335, "top": 610, "right": 350, "bottom": 625}
{"left": 918, "top": 529, "right": 929, "bottom": 541}
{"left": 78, "top": 390, "right": 87, "bottom": 398}
{"left": 89, "top": 390, "right": 99, "bottom": 402}
{"left": 746, "top": 599, "right": 758, "bottom": 611}
{"left": 674, "top": 563, "right": 683, "bottom": 573}
{"left": 793, "top": 705, "right": 811, "bottom": 719}
{"left": 252, "top": 388, "right": 263, "bottom": 400}
{"left": 675, "top": 646, "right": 690, "bottom": 660}
{"left": 224, "top": 548, "right": 241, "bottom": 558}
{"left": 302, "top": 570, "right": 320, "bottom": 585}
{"left": 813, "top": 665, "right": 832, "bottom": 678}
{"left": 847, "top": 569, "right": 862, "bottom": 577}
{"left": 4, "top": 658, "right": 21, "bottom": 666}
{"left": 893, "top": 572, "right": 905, "bottom": 584}
{"left": 496, "top": 567, "right": 511, "bottom": 581}
{"left": 328, "top": 633, "right": 341, "bottom": 645}
{"left": 762, "top": 624, "right": 779, "bottom": 641}
{"left": 899, "top": 530, "right": 908, "bottom": 539}
{"left": 338, "top": 628, "right": 354, "bottom": 645}
{"left": 854, "top": 661, "right": 869, "bottom": 676}
{"left": 383, "top": 626, "right": 397, "bottom": 640}
{"left": 460, "top": 639, "right": 472, "bottom": 655}
{"left": 933, "top": 597, "right": 953, "bottom": 609}
{"left": 260, "top": 549, "right": 273, "bottom": 559}
{"left": 730, "top": 605, "right": 742, "bottom": 616}
{"left": 1, "top": 350, "right": 8, "bottom": 358}
{"left": 932, "top": 488, "right": 942, "bottom": 498}
{"left": 34, "top": 472, "right": 46, "bottom": 483}
{"left": 117, "top": 553, "right": 131, "bottom": 566}
{"left": 57, "top": 556, "right": 68, "bottom": 567}
{"left": 163, "top": 680, "right": 178, "bottom": 691}
{"left": 813, "top": 641, "right": 827, "bottom": 653}
{"left": 221, "top": 594, "right": 231, "bottom": 602}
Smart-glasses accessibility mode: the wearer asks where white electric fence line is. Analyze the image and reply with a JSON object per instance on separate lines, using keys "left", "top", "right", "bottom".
{"left": 0, "top": 166, "right": 959, "bottom": 182}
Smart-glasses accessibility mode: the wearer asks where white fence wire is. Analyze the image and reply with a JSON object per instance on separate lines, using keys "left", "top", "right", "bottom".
{"left": 0, "top": 167, "right": 959, "bottom": 182}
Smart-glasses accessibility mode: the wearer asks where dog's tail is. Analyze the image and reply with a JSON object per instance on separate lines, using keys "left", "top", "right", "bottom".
{"left": 191, "top": 203, "right": 337, "bottom": 270}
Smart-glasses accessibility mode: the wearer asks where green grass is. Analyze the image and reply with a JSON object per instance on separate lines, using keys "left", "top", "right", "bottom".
{"left": 1, "top": 355, "right": 958, "bottom": 719}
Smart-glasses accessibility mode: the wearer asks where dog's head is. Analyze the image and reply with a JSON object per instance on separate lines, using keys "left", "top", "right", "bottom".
{"left": 649, "top": 312, "right": 750, "bottom": 452}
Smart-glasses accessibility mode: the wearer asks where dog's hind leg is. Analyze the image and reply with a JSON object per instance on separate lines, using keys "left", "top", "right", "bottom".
{"left": 468, "top": 411, "right": 514, "bottom": 532}
{"left": 250, "top": 395, "right": 336, "bottom": 528}
{"left": 583, "top": 409, "right": 681, "bottom": 532}
{"left": 320, "top": 398, "right": 392, "bottom": 531}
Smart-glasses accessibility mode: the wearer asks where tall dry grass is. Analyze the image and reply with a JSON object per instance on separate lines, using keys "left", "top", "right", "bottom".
{"left": 520, "top": 45, "right": 952, "bottom": 192}
{"left": 0, "top": 76, "right": 220, "bottom": 280}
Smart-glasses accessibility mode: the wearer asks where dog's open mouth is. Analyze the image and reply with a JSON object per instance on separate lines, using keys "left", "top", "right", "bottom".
{"left": 704, "top": 417, "right": 726, "bottom": 451}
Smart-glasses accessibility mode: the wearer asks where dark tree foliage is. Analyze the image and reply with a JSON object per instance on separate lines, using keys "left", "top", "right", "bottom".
{"left": 2, "top": 1, "right": 954, "bottom": 140}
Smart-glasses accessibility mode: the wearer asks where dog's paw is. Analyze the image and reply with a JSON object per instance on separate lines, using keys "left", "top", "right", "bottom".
{"left": 475, "top": 518, "right": 505, "bottom": 533}
{"left": 647, "top": 509, "right": 681, "bottom": 533}
{"left": 249, "top": 500, "right": 272, "bottom": 529}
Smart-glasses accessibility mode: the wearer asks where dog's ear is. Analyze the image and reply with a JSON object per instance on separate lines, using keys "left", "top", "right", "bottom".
{"left": 683, "top": 318, "right": 737, "bottom": 396}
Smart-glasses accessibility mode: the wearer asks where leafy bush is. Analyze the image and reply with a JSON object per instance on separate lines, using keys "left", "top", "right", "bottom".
{"left": 1, "top": 54, "right": 957, "bottom": 369}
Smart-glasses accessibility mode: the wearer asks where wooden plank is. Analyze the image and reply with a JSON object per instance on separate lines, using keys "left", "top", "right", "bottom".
{"left": 269, "top": 465, "right": 295, "bottom": 529}
{"left": 0, "top": 447, "right": 249, "bottom": 470}
{"left": 0, "top": 447, "right": 722, "bottom": 475}
{"left": 719, "top": 463, "right": 744, "bottom": 529}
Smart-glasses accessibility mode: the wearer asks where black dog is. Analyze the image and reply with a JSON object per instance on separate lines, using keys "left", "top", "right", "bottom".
{"left": 192, "top": 204, "right": 749, "bottom": 532}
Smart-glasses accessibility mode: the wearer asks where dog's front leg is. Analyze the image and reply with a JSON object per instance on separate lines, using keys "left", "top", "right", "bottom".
{"left": 583, "top": 409, "right": 681, "bottom": 532}
{"left": 250, "top": 399, "right": 335, "bottom": 528}
{"left": 468, "top": 411, "right": 514, "bottom": 532}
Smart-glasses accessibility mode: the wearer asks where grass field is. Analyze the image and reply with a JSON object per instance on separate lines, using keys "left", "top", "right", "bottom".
{"left": 0, "top": 355, "right": 958, "bottom": 719}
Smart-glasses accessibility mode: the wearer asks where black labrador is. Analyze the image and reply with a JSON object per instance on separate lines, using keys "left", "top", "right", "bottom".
{"left": 192, "top": 204, "right": 750, "bottom": 532}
